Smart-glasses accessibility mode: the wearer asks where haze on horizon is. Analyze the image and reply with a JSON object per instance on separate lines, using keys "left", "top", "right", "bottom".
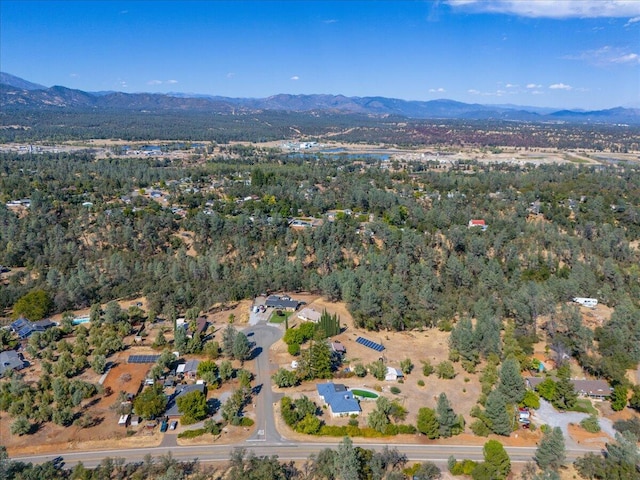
{"left": 1, "top": 0, "right": 639, "bottom": 110}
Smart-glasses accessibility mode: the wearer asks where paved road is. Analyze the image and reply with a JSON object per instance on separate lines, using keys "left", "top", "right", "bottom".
{"left": 242, "top": 322, "right": 284, "bottom": 443}
{"left": 15, "top": 442, "right": 598, "bottom": 469}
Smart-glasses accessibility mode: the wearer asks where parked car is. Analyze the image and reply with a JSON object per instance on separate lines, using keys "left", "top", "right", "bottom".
{"left": 169, "top": 420, "right": 178, "bottom": 430}
{"left": 160, "top": 419, "right": 168, "bottom": 432}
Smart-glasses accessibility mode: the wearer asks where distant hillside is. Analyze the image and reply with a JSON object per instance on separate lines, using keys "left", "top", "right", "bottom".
{"left": 1, "top": 72, "right": 639, "bottom": 125}
{"left": 0, "top": 72, "right": 46, "bottom": 91}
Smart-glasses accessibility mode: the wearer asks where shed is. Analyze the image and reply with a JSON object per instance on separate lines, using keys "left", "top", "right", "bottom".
{"left": 385, "top": 367, "right": 404, "bottom": 382}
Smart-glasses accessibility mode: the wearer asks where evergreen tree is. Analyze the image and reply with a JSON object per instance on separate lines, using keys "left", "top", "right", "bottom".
{"left": 554, "top": 365, "right": 578, "bottom": 410}
{"left": 436, "top": 393, "right": 458, "bottom": 438}
{"left": 173, "top": 325, "right": 187, "bottom": 353}
{"left": 535, "top": 427, "right": 566, "bottom": 471}
{"left": 498, "top": 357, "right": 525, "bottom": 404}
{"left": 333, "top": 437, "right": 360, "bottom": 480}
{"left": 449, "top": 317, "right": 478, "bottom": 364}
{"left": 233, "top": 332, "right": 251, "bottom": 364}
{"left": 482, "top": 440, "right": 511, "bottom": 479}
{"left": 222, "top": 324, "right": 237, "bottom": 358}
{"left": 417, "top": 407, "right": 440, "bottom": 439}
{"left": 486, "top": 389, "right": 512, "bottom": 436}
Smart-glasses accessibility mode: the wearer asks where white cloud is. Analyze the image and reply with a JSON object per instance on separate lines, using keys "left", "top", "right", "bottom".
{"left": 147, "top": 80, "right": 162, "bottom": 85}
{"left": 625, "top": 15, "right": 640, "bottom": 26}
{"left": 468, "top": 89, "right": 481, "bottom": 94}
{"left": 226, "top": 72, "right": 236, "bottom": 79}
{"left": 505, "top": 83, "right": 517, "bottom": 88}
{"left": 429, "top": 87, "right": 446, "bottom": 93}
{"left": 69, "top": 73, "right": 78, "bottom": 78}
{"left": 565, "top": 45, "right": 640, "bottom": 66}
{"left": 290, "top": 76, "right": 300, "bottom": 81}
{"left": 323, "top": 19, "right": 337, "bottom": 24}
{"left": 446, "top": 1, "right": 640, "bottom": 18}
{"left": 526, "top": 83, "right": 542, "bottom": 89}
{"left": 167, "top": 79, "right": 178, "bottom": 84}
{"left": 549, "top": 83, "right": 573, "bottom": 90}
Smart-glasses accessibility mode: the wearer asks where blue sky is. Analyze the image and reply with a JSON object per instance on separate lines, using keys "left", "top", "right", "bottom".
{"left": 1, "top": 0, "right": 639, "bottom": 109}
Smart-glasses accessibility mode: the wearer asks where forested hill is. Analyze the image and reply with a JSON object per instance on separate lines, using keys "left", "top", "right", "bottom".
{"left": 1, "top": 148, "right": 639, "bottom": 383}
{"left": 2, "top": 72, "right": 639, "bottom": 124}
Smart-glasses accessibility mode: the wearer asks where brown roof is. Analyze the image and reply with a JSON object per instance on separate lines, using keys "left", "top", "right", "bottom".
{"left": 525, "top": 377, "right": 612, "bottom": 397}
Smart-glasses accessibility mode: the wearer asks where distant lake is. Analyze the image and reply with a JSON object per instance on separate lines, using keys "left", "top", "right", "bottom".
{"left": 290, "top": 150, "right": 390, "bottom": 161}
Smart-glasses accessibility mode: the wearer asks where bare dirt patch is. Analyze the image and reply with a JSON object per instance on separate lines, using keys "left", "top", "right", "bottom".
{"left": 567, "top": 423, "right": 611, "bottom": 448}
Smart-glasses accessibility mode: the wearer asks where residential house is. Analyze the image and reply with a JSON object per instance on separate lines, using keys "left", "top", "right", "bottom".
{"left": 317, "top": 382, "right": 361, "bottom": 417}
{"left": 525, "top": 377, "right": 612, "bottom": 400}
{"left": 468, "top": 219, "right": 488, "bottom": 231}
{"left": 298, "top": 308, "right": 322, "bottom": 323}
{"left": 10, "top": 317, "right": 57, "bottom": 339}
{"left": 265, "top": 295, "right": 301, "bottom": 311}
{"left": 0, "top": 350, "right": 28, "bottom": 377}
{"left": 176, "top": 359, "right": 200, "bottom": 378}
{"left": 165, "top": 383, "right": 206, "bottom": 417}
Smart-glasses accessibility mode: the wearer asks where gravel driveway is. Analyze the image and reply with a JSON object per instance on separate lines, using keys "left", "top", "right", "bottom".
{"left": 532, "top": 399, "right": 616, "bottom": 448}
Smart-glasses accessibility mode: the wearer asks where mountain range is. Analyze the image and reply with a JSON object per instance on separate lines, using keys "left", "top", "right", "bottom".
{"left": 2, "top": 72, "right": 639, "bottom": 125}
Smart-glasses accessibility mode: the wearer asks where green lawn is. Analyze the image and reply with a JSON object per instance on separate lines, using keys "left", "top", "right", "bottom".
{"left": 269, "top": 310, "right": 293, "bottom": 324}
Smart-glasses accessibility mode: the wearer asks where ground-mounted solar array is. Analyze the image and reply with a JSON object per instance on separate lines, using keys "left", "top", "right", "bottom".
{"left": 128, "top": 355, "right": 160, "bottom": 364}
{"left": 355, "top": 336, "right": 385, "bottom": 352}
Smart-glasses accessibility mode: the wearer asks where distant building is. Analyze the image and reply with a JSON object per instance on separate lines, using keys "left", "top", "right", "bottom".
{"left": 468, "top": 219, "right": 488, "bottom": 231}
{"left": 10, "top": 317, "right": 56, "bottom": 339}
{"left": 0, "top": 350, "right": 27, "bottom": 377}
{"left": 573, "top": 297, "right": 598, "bottom": 308}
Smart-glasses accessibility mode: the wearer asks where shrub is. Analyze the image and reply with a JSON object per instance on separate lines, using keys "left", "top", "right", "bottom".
{"left": 178, "top": 428, "right": 207, "bottom": 439}
{"left": 421, "top": 360, "right": 434, "bottom": 377}
{"left": 373, "top": 384, "right": 382, "bottom": 392}
{"left": 470, "top": 419, "right": 491, "bottom": 437}
{"left": 390, "top": 386, "right": 401, "bottom": 395}
{"left": 240, "top": 417, "right": 254, "bottom": 427}
{"left": 580, "top": 414, "right": 601, "bottom": 433}
{"left": 288, "top": 343, "right": 300, "bottom": 356}
{"left": 417, "top": 380, "right": 425, "bottom": 387}
{"left": 450, "top": 459, "right": 478, "bottom": 476}
{"left": 436, "top": 361, "right": 456, "bottom": 379}
{"left": 397, "top": 424, "right": 417, "bottom": 434}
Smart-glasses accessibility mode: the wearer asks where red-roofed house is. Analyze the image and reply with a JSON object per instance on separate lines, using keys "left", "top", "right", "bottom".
{"left": 468, "top": 219, "right": 487, "bottom": 231}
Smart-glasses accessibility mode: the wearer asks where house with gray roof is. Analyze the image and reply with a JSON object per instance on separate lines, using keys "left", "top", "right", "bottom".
{"left": 0, "top": 350, "right": 27, "bottom": 377}
{"left": 265, "top": 295, "right": 301, "bottom": 311}
{"left": 165, "top": 383, "right": 206, "bottom": 417}
{"left": 317, "top": 382, "right": 361, "bottom": 417}
{"left": 525, "top": 377, "right": 612, "bottom": 400}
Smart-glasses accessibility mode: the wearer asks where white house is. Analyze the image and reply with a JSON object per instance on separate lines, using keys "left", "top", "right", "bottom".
{"left": 573, "top": 297, "right": 598, "bottom": 308}
{"left": 298, "top": 308, "right": 322, "bottom": 323}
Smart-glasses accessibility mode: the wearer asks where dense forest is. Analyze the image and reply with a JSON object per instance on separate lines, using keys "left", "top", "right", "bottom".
{"left": 1, "top": 109, "right": 639, "bottom": 151}
{"left": 1, "top": 146, "right": 640, "bottom": 384}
